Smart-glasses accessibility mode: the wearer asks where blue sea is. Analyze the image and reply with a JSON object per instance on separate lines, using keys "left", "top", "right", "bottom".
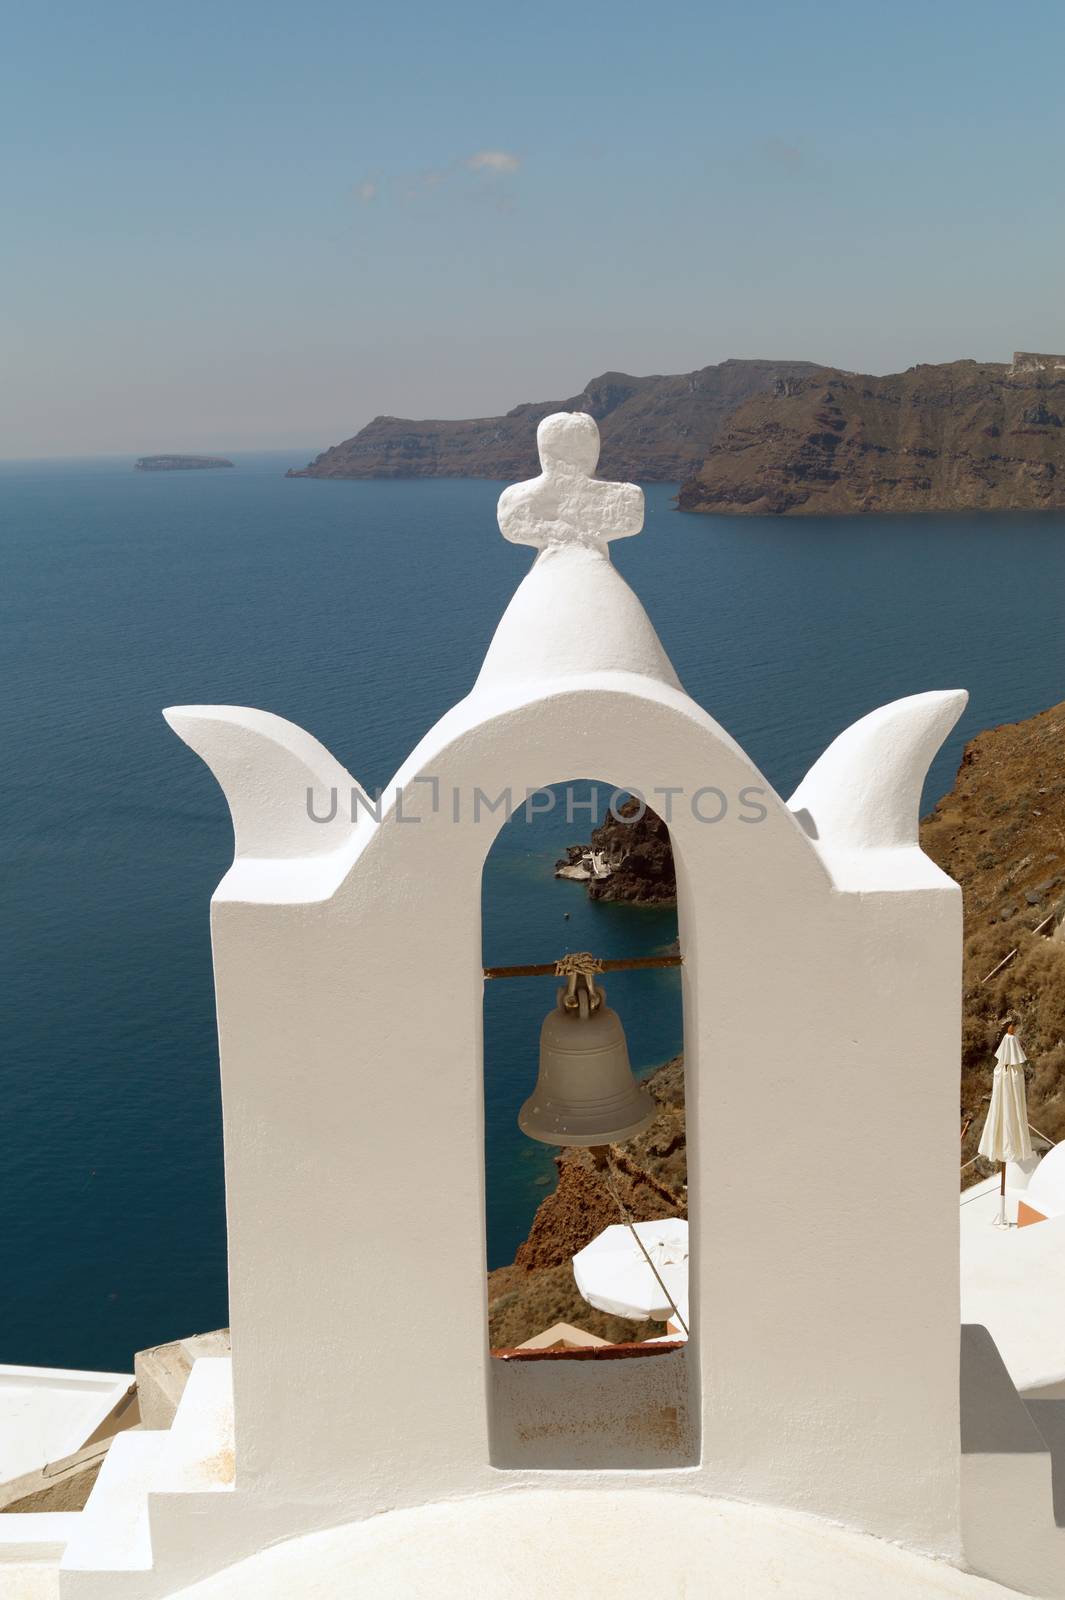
{"left": 3, "top": 450, "right": 1065, "bottom": 1372}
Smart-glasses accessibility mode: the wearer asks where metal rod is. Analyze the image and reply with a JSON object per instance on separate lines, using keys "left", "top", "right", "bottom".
{"left": 483, "top": 954, "right": 682, "bottom": 980}
{"left": 597, "top": 1149, "right": 689, "bottom": 1339}
{"left": 980, "top": 912, "right": 1056, "bottom": 984}
{"left": 981, "top": 948, "right": 1018, "bottom": 984}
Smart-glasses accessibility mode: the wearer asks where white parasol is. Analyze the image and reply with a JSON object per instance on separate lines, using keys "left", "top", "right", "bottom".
{"left": 572, "top": 1218, "right": 688, "bottom": 1331}
{"left": 978, "top": 1029, "right": 1033, "bottom": 1226}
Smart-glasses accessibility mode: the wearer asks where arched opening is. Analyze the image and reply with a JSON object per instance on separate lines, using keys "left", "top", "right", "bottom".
{"left": 481, "top": 779, "right": 698, "bottom": 1468}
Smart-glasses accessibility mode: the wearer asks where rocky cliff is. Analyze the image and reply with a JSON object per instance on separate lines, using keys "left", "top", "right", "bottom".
{"left": 677, "top": 357, "right": 1065, "bottom": 515}
{"left": 286, "top": 360, "right": 826, "bottom": 483}
{"left": 920, "top": 701, "right": 1065, "bottom": 1171}
{"left": 556, "top": 798, "right": 677, "bottom": 904}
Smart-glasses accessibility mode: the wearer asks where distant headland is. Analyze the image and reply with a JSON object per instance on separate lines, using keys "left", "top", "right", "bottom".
{"left": 135, "top": 455, "right": 234, "bottom": 472}
{"left": 285, "top": 361, "right": 825, "bottom": 485}
{"left": 287, "top": 352, "right": 1065, "bottom": 515}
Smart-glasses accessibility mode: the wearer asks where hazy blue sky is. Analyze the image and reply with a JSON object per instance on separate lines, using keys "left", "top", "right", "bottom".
{"left": 2, "top": 0, "right": 1063, "bottom": 458}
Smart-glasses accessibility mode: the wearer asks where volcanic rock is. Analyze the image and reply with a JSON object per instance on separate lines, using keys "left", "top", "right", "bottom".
{"left": 285, "top": 360, "right": 826, "bottom": 483}
{"left": 678, "top": 356, "right": 1065, "bottom": 515}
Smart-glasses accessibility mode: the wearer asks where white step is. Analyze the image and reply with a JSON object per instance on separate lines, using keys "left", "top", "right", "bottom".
{"left": 0, "top": 1515, "right": 75, "bottom": 1600}
{"left": 57, "top": 1359, "right": 236, "bottom": 1600}
{"left": 150, "top": 1359, "right": 233, "bottom": 1497}
{"left": 961, "top": 1324, "right": 1065, "bottom": 1597}
{"left": 59, "top": 1434, "right": 165, "bottom": 1579}
{"left": 0, "top": 1514, "right": 80, "bottom": 1566}
{"left": 1025, "top": 1397, "right": 1065, "bottom": 1527}
{"left": 144, "top": 1359, "right": 236, "bottom": 1591}
{"left": 0, "top": 1563, "right": 61, "bottom": 1599}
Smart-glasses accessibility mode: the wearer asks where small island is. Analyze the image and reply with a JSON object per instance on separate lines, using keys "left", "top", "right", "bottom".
{"left": 134, "top": 455, "right": 234, "bottom": 472}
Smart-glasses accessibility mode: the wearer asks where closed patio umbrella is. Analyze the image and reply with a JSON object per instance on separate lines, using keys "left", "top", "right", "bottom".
{"left": 978, "top": 1027, "right": 1033, "bottom": 1226}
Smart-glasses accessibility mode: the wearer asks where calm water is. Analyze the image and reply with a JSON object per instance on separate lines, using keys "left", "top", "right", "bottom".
{"left": 2, "top": 451, "right": 1064, "bottom": 1371}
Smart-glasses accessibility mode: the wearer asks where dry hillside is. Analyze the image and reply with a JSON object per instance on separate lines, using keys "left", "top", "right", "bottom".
{"left": 678, "top": 357, "right": 1065, "bottom": 515}
{"left": 921, "top": 701, "right": 1065, "bottom": 1169}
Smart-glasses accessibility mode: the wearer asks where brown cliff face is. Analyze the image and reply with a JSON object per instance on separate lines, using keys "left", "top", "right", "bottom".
{"left": 920, "top": 702, "right": 1065, "bottom": 1172}
{"left": 285, "top": 360, "right": 826, "bottom": 482}
{"left": 678, "top": 358, "right": 1065, "bottom": 515}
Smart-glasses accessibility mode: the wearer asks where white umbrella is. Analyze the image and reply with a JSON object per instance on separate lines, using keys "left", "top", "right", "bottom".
{"left": 978, "top": 1029, "right": 1033, "bottom": 1226}
{"left": 572, "top": 1218, "right": 688, "bottom": 1333}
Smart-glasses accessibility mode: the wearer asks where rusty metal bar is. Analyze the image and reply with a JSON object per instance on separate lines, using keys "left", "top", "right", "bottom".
{"left": 483, "top": 954, "right": 682, "bottom": 980}
{"left": 491, "top": 1338, "right": 685, "bottom": 1361}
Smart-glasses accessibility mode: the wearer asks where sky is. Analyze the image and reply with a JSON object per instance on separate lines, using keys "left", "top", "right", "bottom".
{"left": 2, "top": 0, "right": 1064, "bottom": 458}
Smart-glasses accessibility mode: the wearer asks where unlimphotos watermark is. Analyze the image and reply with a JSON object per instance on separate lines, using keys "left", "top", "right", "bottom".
{"left": 305, "top": 781, "right": 768, "bottom": 827}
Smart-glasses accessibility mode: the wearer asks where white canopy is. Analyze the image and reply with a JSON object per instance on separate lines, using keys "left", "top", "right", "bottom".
{"left": 572, "top": 1218, "right": 688, "bottom": 1325}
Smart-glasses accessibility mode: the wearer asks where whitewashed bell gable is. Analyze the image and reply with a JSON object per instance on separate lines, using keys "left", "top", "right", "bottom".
{"left": 136, "top": 412, "right": 968, "bottom": 1596}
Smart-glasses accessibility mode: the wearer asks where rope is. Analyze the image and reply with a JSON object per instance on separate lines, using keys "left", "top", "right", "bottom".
{"left": 961, "top": 1121, "right": 1057, "bottom": 1174}
{"left": 599, "top": 1152, "right": 689, "bottom": 1339}
{"left": 554, "top": 952, "right": 604, "bottom": 978}
{"left": 961, "top": 1121, "right": 1058, "bottom": 1180}
{"left": 485, "top": 953, "right": 681, "bottom": 979}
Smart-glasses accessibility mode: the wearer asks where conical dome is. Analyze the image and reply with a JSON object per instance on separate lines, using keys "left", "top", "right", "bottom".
{"left": 472, "top": 412, "right": 682, "bottom": 696}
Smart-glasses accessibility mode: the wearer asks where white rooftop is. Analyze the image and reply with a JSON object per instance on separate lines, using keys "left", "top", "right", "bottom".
{"left": 0, "top": 1363, "right": 133, "bottom": 1483}
{"left": 160, "top": 1490, "right": 1019, "bottom": 1600}
{"left": 960, "top": 1175, "right": 1065, "bottom": 1398}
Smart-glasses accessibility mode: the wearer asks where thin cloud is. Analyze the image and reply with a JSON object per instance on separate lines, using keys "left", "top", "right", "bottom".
{"left": 465, "top": 149, "right": 521, "bottom": 174}
{"left": 409, "top": 168, "right": 448, "bottom": 195}
{"left": 354, "top": 150, "right": 522, "bottom": 206}
{"left": 758, "top": 138, "right": 803, "bottom": 174}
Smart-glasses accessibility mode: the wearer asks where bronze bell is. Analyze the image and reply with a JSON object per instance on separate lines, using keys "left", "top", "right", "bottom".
{"left": 518, "top": 973, "right": 656, "bottom": 1146}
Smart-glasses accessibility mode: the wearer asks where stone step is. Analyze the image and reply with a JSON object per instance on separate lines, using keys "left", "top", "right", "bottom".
{"left": 1025, "top": 1397, "right": 1065, "bottom": 1528}
{"left": 0, "top": 1515, "right": 76, "bottom": 1599}
{"left": 961, "top": 1323, "right": 1065, "bottom": 1597}
{"left": 0, "top": 1511, "right": 81, "bottom": 1563}
{"left": 0, "top": 1563, "right": 61, "bottom": 1600}
{"left": 54, "top": 1359, "right": 236, "bottom": 1600}
{"left": 149, "top": 1358, "right": 234, "bottom": 1498}
{"left": 59, "top": 1432, "right": 166, "bottom": 1594}
{"left": 134, "top": 1331, "right": 230, "bottom": 1433}
{"left": 142, "top": 1358, "right": 236, "bottom": 1591}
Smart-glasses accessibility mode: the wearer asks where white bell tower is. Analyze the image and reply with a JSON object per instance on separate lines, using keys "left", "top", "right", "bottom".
{"left": 61, "top": 411, "right": 973, "bottom": 1597}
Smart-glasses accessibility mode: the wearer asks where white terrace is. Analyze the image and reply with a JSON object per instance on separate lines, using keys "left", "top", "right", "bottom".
{"left": 4, "top": 412, "right": 1063, "bottom": 1598}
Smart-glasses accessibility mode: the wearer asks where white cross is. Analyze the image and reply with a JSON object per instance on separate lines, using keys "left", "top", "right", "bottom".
{"left": 496, "top": 412, "right": 644, "bottom": 552}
